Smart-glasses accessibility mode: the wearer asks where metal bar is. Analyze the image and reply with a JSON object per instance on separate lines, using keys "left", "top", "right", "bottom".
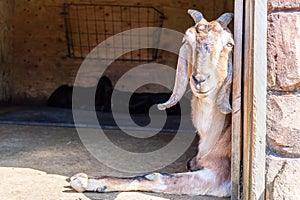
{"left": 76, "top": 6, "right": 83, "bottom": 58}
{"left": 111, "top": 6, "right": 116, "bottom": 59}
{"left": 85, "top": 5, "right": 91, "bottom": 52}
{"left": 137, "top": 7, "right": 141, "bottom": 61}
{"left": 69, "top": 7, "right": 75, "bottom": 57}
{"left": 102, "top": 6, "right": 108, "bottom": 60}
{"left": 63, "top": 3, "right": 72, "bottom": 57}
{"left": 152, "top": 9, "right": 156, "bottom": 60}
{"left": 93, "top": 5, "right": 100, "bottom": 58}
{"left": 120, "top": 6, "right": 125, "bottom": 60}
{"left": 129, "top": 7, "right": 133, "bottom": 60}
{"left": 147, "top": 8, "right": 150, "bottom": 61}
{"left": 64, "top": 3, "right": 164, "bottom": 13}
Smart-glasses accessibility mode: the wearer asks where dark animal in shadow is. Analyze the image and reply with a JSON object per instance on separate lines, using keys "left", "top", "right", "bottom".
{"left": 48, "top": 76, "right": 188, "bottom": 115}
{"left": 47, "top": 76, "right": 113, "bottom": 112}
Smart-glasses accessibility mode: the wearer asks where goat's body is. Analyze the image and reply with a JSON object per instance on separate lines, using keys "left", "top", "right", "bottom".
{"left": 70, "top": 9, "right": 234, "bottom": 197}
{"left": 70, "top": 96, "right": 232, "bottom": 197}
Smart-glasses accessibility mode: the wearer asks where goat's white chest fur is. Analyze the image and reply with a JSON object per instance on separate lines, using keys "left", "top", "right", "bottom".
{"left": 191, "top": 96, "right": 226, "bottom": 157}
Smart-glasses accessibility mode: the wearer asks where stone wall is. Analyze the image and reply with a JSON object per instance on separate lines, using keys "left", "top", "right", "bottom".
{"left": 266, "top": 0, "right": 300, "bottom": 199}
{"left": 0, "top": 0, "right": 14, "bottom": 103}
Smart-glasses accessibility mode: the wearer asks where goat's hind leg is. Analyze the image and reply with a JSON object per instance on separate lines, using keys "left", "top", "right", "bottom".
{"left": 69, "top": 169, "right": 231, "bottom": 197}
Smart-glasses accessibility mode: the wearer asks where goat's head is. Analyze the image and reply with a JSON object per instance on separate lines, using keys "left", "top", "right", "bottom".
{"left": 158, "top": 10, "right": 234, "bottom": 114}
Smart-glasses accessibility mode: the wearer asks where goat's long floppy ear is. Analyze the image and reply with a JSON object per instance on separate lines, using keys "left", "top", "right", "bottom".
{"left": 216, "top": 54, "right": 232, "bottom": 114}
{"left": 217, "top": 13, "right": 234, "bottom": 28}
{"left": 157, "top": 45, "right": 189, "bottom": 110}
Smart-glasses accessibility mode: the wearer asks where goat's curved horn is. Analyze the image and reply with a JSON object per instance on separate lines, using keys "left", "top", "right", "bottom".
{"left": 157, "top": 45, "right": 189, "bottom": 110}
{"left": 188, "top": 9, "right": 204, "bottom": 24}
{"left": 217, "top": 13, "right": 234, "bottom": 27}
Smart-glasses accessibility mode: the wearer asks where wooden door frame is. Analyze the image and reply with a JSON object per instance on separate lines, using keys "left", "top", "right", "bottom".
{"left": 231, "top": 0, "right": 268, "bottom": 199}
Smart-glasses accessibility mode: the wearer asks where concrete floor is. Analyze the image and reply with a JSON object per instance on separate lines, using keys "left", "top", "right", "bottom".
{"left": 0, "top": 124, "right": 228, "bottom": 200}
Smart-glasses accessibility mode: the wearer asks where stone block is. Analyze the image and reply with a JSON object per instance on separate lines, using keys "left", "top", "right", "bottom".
{"left": 267, "top": 12, "right": 300, "bottom": 91}
{"left": 268, "top": 0, "right": 300, "bottom": 10}
{"left": 266, "top": 155, "right": 300, "bottom": 200}
{"left": 267, "top": 94, "right": 300, "bottom": 157}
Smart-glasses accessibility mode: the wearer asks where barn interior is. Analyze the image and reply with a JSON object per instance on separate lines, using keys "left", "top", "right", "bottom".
{"left": 0, "top": 0, "right": 234, "bottom": 130}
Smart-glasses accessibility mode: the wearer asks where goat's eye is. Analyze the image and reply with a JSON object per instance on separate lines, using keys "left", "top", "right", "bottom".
{"left": 226, "top": 43, "right": 234, "bottom": 48}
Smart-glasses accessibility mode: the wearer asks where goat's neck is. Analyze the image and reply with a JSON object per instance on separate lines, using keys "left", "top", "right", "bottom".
{"left": 191, "top": 95, "right": 227, "bottom": 157}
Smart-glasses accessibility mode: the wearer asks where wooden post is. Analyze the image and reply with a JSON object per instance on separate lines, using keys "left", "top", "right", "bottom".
{"left": 231, "top": 0, "right": 244, "bottom": 199}
{"left": 243, "top": 0, "right": 267, "bottom": 199}
{"left": 0, "top": 0, "right": 14, "bottom": 103}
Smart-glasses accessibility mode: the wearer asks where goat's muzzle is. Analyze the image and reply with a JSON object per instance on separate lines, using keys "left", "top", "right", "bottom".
{"left": 191, "top": 74, "right": 210, "bottom": 94}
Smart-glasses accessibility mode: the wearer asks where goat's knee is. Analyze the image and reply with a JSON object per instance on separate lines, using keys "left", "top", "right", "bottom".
{"left": 187, "top": 156, "right": 203, "bottom": 171}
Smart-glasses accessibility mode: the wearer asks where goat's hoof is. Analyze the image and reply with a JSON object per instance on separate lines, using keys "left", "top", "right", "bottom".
{"left": 69, "top": 173, "right": 89, "bottom": 192}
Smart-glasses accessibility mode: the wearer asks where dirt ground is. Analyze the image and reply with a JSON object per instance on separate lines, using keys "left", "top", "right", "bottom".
{"left": 0, "top": 124, "right": 228, "bottom": 200}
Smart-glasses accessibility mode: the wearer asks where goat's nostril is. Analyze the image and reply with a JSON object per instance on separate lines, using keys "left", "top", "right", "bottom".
{"left": 192, "top": 76, "right": 204, "bottom": 90}
{"left": 192, "top": 75, "right": 198, "bottom": 84}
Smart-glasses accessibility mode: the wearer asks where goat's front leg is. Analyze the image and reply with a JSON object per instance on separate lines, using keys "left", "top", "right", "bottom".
{"left": 69, "top": 169, "right": 231, "bottom": 197}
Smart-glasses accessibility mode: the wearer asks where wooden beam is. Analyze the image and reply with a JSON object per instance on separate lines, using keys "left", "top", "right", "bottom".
{"left": 231, "top": 0, "right": 244, "bottom": 199}
{"left": 243, "top": 0, "right": 267, "bottom": 199}
{"left": 0, "top": 0, "right": 14, "bottom": 103}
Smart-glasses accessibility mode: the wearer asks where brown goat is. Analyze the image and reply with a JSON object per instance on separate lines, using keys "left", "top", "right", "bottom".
{"left": 69, "top": 9, "right": 234, "bottom": 197}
